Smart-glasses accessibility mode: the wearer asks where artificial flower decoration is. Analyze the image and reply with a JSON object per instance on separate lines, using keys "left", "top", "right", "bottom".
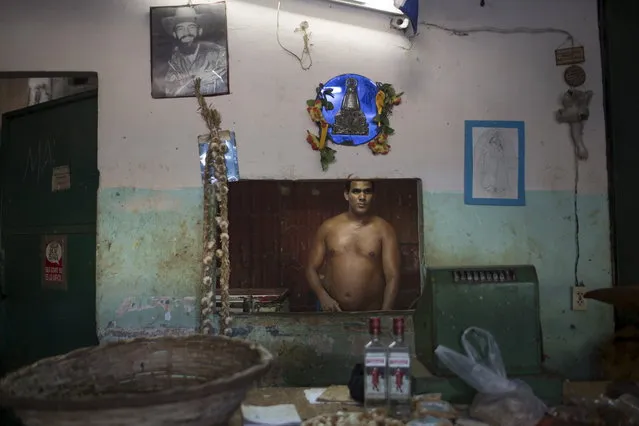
{"left": 305, "top": 81, "right": 402, "bottom": 171}
{"left": 370, "top": 83, "right": 402, "bottom": 156}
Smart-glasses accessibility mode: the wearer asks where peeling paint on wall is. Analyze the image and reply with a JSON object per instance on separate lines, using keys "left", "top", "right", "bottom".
{"left": 97, "top": 313, "right": 414, "bottom": 386}
{"left": 239, "top": 314, "right": 415, "bottom": 386}
{"left": 98, "top": 326, "right": 196, "bottom": 344}
{"left": 96, "top": 188, "right": 203, "bottom": 331}
{"left": 95, "top": 187, "right": 611, "bottom": 380}
{"left": 116, "top": 296, "right": 196, "bottom": 317}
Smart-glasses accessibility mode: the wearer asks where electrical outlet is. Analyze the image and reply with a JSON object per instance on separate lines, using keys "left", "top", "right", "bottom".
{"left": 572, "top": 286, "right": 587, "bottom": 311}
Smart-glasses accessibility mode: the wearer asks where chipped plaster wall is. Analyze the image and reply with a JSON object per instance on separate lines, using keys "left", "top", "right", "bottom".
{"left": 0, "top": 0, "right": 611, "bottom": 379}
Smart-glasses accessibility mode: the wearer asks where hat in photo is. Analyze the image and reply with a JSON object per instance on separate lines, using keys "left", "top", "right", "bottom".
{"left": 161, "top": 5, "right": 223, "bottom": 35}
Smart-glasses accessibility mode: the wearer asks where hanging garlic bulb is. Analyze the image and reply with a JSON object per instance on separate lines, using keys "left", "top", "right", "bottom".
{"left": 195, "top": 78, "right": 233, "bottom": 336}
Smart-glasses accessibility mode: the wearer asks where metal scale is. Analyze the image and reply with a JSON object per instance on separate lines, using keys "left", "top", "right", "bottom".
{"left": 411, "top": 265, "right": 563, "bottom": 404}
{"left": 214, "top": 288, "right": 290, "bottom": 313}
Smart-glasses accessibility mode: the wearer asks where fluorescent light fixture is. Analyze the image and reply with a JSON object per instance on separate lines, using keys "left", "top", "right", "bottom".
{"left": 325, "top": 0, "right": 404, "bottom": 16}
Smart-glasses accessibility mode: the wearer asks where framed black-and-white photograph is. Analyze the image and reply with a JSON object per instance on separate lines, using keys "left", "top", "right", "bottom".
{"left": 150, "top": 3, "right": 230, "bottom": 99}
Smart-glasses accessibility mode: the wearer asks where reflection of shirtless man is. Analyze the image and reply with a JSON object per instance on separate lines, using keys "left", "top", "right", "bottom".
{"left": 306, "top": 180, "right": 401, "bottom": 312}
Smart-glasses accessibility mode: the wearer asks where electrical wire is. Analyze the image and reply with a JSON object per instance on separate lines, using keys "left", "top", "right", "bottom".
{"left": 574, "top": 155, "right": 581, "bottom": 287}
{"left": 276, "top": 0, "right": 313, "bottom": 70}
{"left": 420, "top": 22, "right": 574, "bottom": 41}
{"left": 399, "top": 21, "right": 575, "bottom": 51}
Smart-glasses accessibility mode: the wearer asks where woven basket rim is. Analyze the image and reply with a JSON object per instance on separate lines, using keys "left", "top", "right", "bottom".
{"left": 0, "top": 335, "right": 273, "bottom": 411}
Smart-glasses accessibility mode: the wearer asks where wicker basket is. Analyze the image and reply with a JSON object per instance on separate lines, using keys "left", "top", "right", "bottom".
{"left": 0, "top": 335, "right": 273, "bottom": 426}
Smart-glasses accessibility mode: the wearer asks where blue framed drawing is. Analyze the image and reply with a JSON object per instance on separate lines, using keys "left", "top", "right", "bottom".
{"left": 464, "top": 120, "right": 525, "bottom": 206}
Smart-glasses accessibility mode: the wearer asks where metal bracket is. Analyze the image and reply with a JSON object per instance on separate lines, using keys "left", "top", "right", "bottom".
{"left": 390, "top": 16, "right": 410, "bottom": 30}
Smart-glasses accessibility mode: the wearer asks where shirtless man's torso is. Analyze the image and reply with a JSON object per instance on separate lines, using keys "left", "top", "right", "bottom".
{"left": 306, "top": 180, "right": 401, "bottom": 312}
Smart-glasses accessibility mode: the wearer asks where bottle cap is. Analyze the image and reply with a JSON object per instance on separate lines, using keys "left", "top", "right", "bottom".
{"left": 393, "top": 317, "right": 405, "bottom": 335}
{"left": 369, "top": 317, "right": 381, "bottom": 334}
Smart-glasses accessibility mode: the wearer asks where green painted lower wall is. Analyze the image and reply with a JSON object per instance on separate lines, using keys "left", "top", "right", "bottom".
{"left": 96, "top": 187, "right": 613, "bottom": 380}
{"left": 96, "top": 188, "right": 203, "bottom": 330}
{"left": 422, "top": 192, "right": 613, "bottom": 379}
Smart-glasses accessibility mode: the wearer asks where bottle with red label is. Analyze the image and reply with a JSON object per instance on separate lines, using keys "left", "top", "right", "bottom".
{"left": 363, "top": 317, "right": 388, "bottom": 411}
{"left": 387, "top": 316, "right": 411, "bottom": 420}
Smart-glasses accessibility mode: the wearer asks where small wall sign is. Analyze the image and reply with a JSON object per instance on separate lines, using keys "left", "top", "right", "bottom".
{"left": 42, "top": 235, "right": 68, "bottom": 291}
{"left": 51, "top": 165, "right": 71, "bottom": 192}
{"left": 563, "top": 65, "right": 587, "bottom": 87}
{"left": 555, "top": 46, "right": 585, "bottom": 66}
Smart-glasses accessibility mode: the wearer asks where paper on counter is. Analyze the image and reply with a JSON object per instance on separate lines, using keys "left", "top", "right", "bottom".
{"left": 317, "top": 385, "right": 356, "bottom": 404}
{"left": 241, "top": 403, "right": 301, "bottom": 426}
{"left": 304, "top": 388, "right": 327, "bottom": 404}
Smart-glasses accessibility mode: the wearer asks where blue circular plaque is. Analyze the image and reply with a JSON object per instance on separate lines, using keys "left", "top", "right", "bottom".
{"left": 321, "top": 73, "right": 381, "bottom": 146}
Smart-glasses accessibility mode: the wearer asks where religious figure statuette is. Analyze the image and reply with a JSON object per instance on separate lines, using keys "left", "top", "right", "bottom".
{"left": 332, "top": 77, "right": 369, "bottom": 136}
{"left": 305, "top": 74, "right": 403, "bottom": 171}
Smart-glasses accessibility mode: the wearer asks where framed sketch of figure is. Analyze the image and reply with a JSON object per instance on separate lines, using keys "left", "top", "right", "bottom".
{"left": 150, "top": 3, "right": 230, "bottom": 99}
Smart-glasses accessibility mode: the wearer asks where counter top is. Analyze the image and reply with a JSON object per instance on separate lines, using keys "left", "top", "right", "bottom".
{"left": 229, "top": 386, "right": 362, "bottom": 425}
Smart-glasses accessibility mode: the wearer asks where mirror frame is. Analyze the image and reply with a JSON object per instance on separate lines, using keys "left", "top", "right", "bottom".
{"left": 219, "top": 178, "right": 425, "bottom": 315}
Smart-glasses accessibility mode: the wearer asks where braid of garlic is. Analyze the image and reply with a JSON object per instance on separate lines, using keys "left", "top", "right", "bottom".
{"left": 194, "top": 78, "right": 232, "bottom": 336}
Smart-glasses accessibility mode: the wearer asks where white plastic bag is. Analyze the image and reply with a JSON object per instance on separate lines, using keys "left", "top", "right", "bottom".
{"left": 434, "top": 327, "right": 547, "bottom": 426}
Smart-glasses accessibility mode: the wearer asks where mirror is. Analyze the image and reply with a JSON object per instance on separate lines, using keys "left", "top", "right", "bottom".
{"left": 218, "top": 179, "right": 422, "bottom": 313}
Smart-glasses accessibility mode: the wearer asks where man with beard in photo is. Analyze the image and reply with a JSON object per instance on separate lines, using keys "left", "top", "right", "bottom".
{"left": 161, "top": 6, "right": 228, "bottom": 97}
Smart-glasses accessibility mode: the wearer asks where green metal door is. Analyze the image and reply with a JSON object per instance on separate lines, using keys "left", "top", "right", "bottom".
{"left": 0, "top": 90, "right": 99, "bottom": 374}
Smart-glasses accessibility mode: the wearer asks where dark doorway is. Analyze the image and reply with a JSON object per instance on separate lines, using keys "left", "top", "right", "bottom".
{"left": 599, "top": 0, "right": 639, "bottom": 326}
{"left": 0, "top": 74, "right": 99, "bottom": 375}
